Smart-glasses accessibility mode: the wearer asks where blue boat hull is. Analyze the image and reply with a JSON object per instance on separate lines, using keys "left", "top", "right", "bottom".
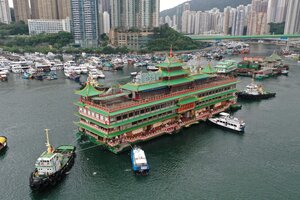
{"left": 131, "top": 149, "right": 150, "bottom": 175}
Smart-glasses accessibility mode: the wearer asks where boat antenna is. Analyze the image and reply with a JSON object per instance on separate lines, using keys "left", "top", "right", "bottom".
{"left": 45, "top": 129, "right": 53, "bottom": 153}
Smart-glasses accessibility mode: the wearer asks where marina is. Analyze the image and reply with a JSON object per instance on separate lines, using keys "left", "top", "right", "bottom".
{"left": 0, "top": 44, "right": 300, "bottom": 199}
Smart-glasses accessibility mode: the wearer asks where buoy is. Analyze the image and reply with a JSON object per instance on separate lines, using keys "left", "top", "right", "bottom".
{"left": 93, "top": 172, "right": 97, "bottom": 175}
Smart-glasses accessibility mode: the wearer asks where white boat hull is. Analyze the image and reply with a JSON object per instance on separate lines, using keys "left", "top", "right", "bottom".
{"left": 208, "top": 118, "right": 245, "bottom": 132}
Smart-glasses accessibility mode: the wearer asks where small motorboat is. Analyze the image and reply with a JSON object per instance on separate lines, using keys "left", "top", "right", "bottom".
{"left": 29, "top": 129, "right": 76, "bottom": 190}
{"left": 0, "top": 136, "right": 7, "bottom": 152}
{"left": 146, "top": 65, "right": 159, "bottom": 71}
{"left": 131, "top": 146, "right": 150, "bottom": 176}
{"left": 130, "top": 72, "right": 138, "bottom": 76}
{"left": 69, "top": 72, "right": 80, "bottom": 82}
{"left": 0, "top": 72, "right": 8, "bottom": 81}
{"left": 281, "top": 69, "right": 289, "bottom": 75}
{"left": 208, "top": 112, "right": 245, "bottom": 132}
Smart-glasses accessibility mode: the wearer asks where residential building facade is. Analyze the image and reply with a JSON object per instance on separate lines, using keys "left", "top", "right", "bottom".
{"left": 28, "top": 18, "right": 71, "bottom": 35}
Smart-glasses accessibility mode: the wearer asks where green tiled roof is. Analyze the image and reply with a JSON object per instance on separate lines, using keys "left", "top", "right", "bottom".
{"left": 75, "top": 83, "right": 104, "bottom": 97}
{"left": 178, "top": 96, "right": 198, "bottom": 105}
{"left": 202, "top": 65, "right": 217, "bottom": 74}
{"left": 121, "top": 81, "right": 166, "bottom": 92}
{"left": 189, "top": 73, "right": 211, "bottom": 80}
{"left": 122, "top": 77, "right": 192, "bottom": 92}
{"left": 74, "top": 102, "right": 85, "bottom": 107}
{"left": 265, "top": 52, "right": 282, "bottom": 62}
{"left": 161, "top": 70, "right": 188, "bottom": 77}
{"left": 166, "top": 77, "right": 193, "bottom": 86}
{"left": 156, "top": 58, "right": 183, "bottom": 68}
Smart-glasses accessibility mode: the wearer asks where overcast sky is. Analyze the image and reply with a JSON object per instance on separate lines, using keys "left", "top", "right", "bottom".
{"left": 8, "top": 0, "right": 188, "bottom": 11}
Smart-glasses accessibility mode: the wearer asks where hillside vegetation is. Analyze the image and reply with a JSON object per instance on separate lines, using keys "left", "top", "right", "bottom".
{"left": 146, "top": 24, "right": 204, "bottom": 52}
{"left": 161, "top": 0, "right": 251, "bottom": 17}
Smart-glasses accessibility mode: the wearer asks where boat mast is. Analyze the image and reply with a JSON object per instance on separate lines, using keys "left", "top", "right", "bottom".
{"left": 45, "top": 129, "right": 53, "bottom": 153}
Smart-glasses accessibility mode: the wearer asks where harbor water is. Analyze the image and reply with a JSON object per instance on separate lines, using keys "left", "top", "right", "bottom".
{"left": 0, "top": 44, "right": 300, "bottom": 200}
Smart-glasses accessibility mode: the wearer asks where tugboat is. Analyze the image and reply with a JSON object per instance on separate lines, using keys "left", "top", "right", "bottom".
{"left": 131, "top": 146, "right": 150, "bottom": 176}
{"left": 29, "top": 129, "right": 76, "bottom": 191}
{"left": 0, "top": 136, "right": 7, "bottom": 152}
{"left": 208, "top": 112, "right": 245, "bottom": 132}
{"left": 237, "top": 80, "right": 276, "bottom": 100}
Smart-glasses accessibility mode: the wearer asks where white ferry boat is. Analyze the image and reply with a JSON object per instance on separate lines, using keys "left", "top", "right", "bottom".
{"left": 208, "top": 112, "right": 245, "bottom": 132}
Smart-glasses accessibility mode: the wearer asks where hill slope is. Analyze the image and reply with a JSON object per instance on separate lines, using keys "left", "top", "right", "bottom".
{"left": 161, "top": 0, "right": 252, "bottom": 17}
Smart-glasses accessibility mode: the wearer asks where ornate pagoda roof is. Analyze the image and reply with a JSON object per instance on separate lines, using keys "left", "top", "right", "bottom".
{"left": 75, "top": 82, "right": 104, "bottom": 97}
{"left": 156, "top": 57, "right": 183, "bottom": 68}
{"left": 265, "top": 51, "right": 282, "bottom": 62}
{"left": 202, "top": 63, "right": 217, "bottom": 74}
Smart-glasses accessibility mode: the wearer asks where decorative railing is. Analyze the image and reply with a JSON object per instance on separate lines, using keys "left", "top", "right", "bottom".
{"left": 79, "top": 77, "right": 237, "bottom": 114}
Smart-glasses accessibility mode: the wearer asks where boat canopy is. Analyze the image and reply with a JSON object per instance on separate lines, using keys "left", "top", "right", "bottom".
{"left": 0, "top": 136, "right": 6, "bottom": 144}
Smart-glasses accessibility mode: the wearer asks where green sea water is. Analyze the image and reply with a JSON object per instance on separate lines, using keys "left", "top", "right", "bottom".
{"left": 0, "top": 44, "right": 299, "bottom": 200}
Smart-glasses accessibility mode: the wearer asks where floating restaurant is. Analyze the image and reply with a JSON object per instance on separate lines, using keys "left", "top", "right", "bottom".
{"left": 74, "top": 56, "right": 238, "bottom": 153}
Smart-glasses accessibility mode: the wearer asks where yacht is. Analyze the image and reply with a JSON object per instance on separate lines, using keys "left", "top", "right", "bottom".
{"left": 208, "top": 112, "right": 245, "bottom": 132}
{"left": 89, "top": 69, "right": 105, "bottom": 79}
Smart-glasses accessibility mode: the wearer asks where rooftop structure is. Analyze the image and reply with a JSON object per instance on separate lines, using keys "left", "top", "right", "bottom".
{"left": 75, "top": 56, "right": 238, "bottom": 153}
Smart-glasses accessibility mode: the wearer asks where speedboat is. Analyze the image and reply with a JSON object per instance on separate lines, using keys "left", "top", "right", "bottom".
{"left": 130, "top": 72, "right": 138, "bottom": 76}
{"left": 208, "top": 112, "right": 245, "bottom": 132}
{"left": 131, "top": 146, "right": 150, "bottom": 176}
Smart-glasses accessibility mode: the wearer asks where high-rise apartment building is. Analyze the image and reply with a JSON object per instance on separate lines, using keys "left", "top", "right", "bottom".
{"left": 231, "top": 5, "right": 246, "bottom": 36}
{"left": 247, "top": 0, "right": 268, "bottom": 35}
{"left": 30, "top": 0, "right": 70, "bottom": 19}
{"left": 110, "top": 0, "right": 121, "bottom": 28}
{"left": 223, "top": 6, "right": 231, "bottom": 35}
{"left": 30, "top": 0, "right": 39, "bottom": 19}
{"left": 37, "top": 0, "right": 58, "bottom": 19}
{"left": 284, "top": 0, "right": 300, "bottom": 34}
{"left": 176, "top": 2, "right": 190, "bottom": 32}
{"left": 267, "top": 0, "right": 287, "bottom": 23}
{"left": 110, "top": 0, "right": 160, "bottom": 31}
{"left": 13, "top": 0, "right": 31, "bottom": 23}
{"left": 103, "top": 11, "right": 110, "bottom": 34}
{"left": 98, "top": 0, "right": 110, "bottom": 13}
{"left": 0, "top": 0, "right": 11, "bottom": 24}
{"left": 57, "top": 0, "right": 71, "bottom": 19}
{"left": 71, "top": 0, "right": 99, "bottom": 47}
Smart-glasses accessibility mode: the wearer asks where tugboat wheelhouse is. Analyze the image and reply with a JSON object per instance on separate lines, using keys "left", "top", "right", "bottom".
{"left": 74, "top": 57, "right": 238, "bottom": 153}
